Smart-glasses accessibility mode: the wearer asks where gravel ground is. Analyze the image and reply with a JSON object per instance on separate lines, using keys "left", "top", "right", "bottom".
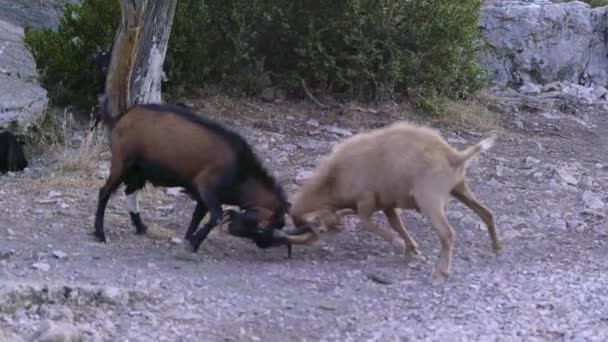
{"left": 0, "top": 95, "right": 607, "bottom": 341}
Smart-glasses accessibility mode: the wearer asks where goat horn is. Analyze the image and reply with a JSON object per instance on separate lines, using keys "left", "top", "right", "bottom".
{"left": 274, "top": 227, "right": 317, "bottom": 245}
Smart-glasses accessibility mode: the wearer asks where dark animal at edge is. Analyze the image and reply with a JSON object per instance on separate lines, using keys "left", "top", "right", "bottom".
{"left": 93, "top": 103, "right": 292, "bottom": 253}
{"left": 0, "top": 131, "right": 28, "bottom": 173}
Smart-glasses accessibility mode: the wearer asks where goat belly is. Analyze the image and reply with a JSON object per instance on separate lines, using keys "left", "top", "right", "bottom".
{"left": 128, "top": 158, "right": 193, "bottom": 188}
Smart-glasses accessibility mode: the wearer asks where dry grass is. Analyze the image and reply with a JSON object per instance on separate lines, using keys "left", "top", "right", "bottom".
{"left": 440, "top": 92, "right": 500, "bottom": 131}
{"left": 441, "top": 100, "right": 498, "bottom": 130}
{"left": 55, "top": 108, "right": 106, "bottom": 177}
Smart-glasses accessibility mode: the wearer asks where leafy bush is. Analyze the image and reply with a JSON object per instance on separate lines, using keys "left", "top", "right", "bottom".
{"left": 24, "top": 0, "right": 119, "bottom": 109}
{"left": 26, "top": 0, "right": 485, "bottom": 112}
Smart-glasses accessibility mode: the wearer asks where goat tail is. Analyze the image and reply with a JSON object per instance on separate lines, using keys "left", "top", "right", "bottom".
{"left": 449, "top": 134, "right": 496, "bottom": 167}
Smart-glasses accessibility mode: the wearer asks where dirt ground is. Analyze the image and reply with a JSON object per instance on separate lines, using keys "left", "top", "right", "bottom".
{"left": 1, "top": 91, "right": 607, "bottom": 341}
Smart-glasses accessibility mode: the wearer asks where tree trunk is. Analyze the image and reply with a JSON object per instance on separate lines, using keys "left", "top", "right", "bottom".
{"left": 104, "top": 0, "right": 177, "bottom": 118}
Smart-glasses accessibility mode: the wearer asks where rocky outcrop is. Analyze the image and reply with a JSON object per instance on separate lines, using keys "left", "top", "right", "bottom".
{"left": 0, "top": 19, "right": 48, "bottom": 136}
{"left": 479, "top": 0, "right": 608, "bottom": 96}
{"left": 0, "top": 0, "right": 77, "bottom": 30}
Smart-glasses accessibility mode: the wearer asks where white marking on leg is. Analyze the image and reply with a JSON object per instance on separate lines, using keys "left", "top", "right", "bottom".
{"left": 127, "top": 193, "right": 139, "bottom": 214}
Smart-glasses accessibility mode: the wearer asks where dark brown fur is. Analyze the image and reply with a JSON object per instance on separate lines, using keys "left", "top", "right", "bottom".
{"left": 94, "top": 103, "right": 289, "bottom": 252}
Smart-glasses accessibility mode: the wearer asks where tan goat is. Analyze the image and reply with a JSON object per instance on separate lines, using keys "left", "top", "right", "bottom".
{"left": 281, "top": 122, "right": 500, "bottom": 283}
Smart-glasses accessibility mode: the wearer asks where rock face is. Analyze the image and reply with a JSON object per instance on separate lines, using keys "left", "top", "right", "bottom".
{"left": 0, "top": 0, "right": 77, "bottom": 30}
{"left": 0, "top": 19, "right": 48, "bottom": 135}
{"left": 479, "top": 0, "right": 608, "bottom": 89}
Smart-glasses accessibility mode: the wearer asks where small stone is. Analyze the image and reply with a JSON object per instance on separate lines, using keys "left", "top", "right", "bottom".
{"left": 0, "top": 330, "right": 25, "bottom": 342}
{"left": 495, "top": 165, "right": 504, "bottom": 177}
{"left": 447, "top": 136, "right": 468, "bottom": 144}
{"left": 99, "top": 287, "right": 129, "bottom": 306}
{"left": 519, "top": 83, "right": 541, "bottom": 95}
{"left": 325, "top": 126, "right": 352, "bottom": 137}
{"left": 260, "top": 87, "right": 275, "bottom": 102}
{"left": 296, "top": 139, "right": 320, "bottom": 150}
{"left": 552, "top": 219, "right": 567, "bottom": 231}
{"left": 280, "top": 143, "right": 298, "bottom": 152}
{"left": 367, "top": 273, "right": 394, "bottom": 285}
{"left": 542, "top": 81, "right": 563, "bottom": 92}
{"left": 95, "top": 168, "right": 109, "bottom": 180}
{"left": 32, "top": 262, "right": 51, "bottom": 272}
{"left": 295, "top": 170, "right": 314, "bottom": 185}
{"left": 170, "top": 237, "right": 183, "bottom": 245}
{"left": 166, "top": 187, "right": 182, "bottom": 197}
{"left": 556, "top": 167, "right": 578, "bottom": 185}
{"left": 156, "top": 205, "right": 173, "bottom": 213}
{"left": 257, "top": 72, "right": 273, "bottom": 89}
{"left": 567, "top": 219, "right": 586, "bottom": 233}
{"left": 593, "top": 85, "right": 608, "bottom": 100}
{"left": 52, "top": 250, "right": 68, "bottom": 260}
{"left": 582, "top": 191, "right": 604, "bottom": 211}
{"left": 306, "top": 119, "right": 320, "bottom": 127}
{"left": 522, "top": 156, "right": 540, "bottom": 169}
{"left": 7, "top": 228, "right": 14, "bottom": 235}
{"left": 47, "top": 191, "right": 62, "bottom": 199}
{"left": 31, "top": 320, "right": 81, "bottom": 342}
{"left": 38, "top": 304, "right": 75, "bottom": 322}
{"left": 308, "top": 129, "right": 323, "bottom": 136}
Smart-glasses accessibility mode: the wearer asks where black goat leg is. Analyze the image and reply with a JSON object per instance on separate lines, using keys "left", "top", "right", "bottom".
{"left": 187, "top": 195, "right": 222, "bottom": 252}
{"left": 94, "top": 175, "right": 123, "bottom": 242}
{"left": 184, "top": 201, "right": 208, "bottom": 249}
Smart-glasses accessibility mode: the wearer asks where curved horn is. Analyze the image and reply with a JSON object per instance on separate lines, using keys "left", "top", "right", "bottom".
{"left": 274, "top": 227, "right": 318, "bottom": 245}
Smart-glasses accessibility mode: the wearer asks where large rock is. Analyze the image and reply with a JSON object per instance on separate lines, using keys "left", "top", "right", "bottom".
{"left": 479, "top": 0, "right": 608, "bottom": 88}
{"left": 0, "top": 0, "right": 77, "bottom": 30}
{"left": 0, "top": 19, "right": 48, "bottom": 136}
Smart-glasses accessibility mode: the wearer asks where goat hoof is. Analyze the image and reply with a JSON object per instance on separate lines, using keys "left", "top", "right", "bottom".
{"left": 430, "top": 271, "right": 448, "bottom": 286}
{"left": 492, "top": 243, "right": 502, "bottom": 256}
{"left": 405, "top": 243, "right": 420, "bottom": 256}
{"left": 183, "top": 239, "right": 198, "bottom": 253}
{"left": 135, "top": 225, "right": 148, "bottom": 235}
{"left": 94, "top": 231, "right": 107, "bottom": 243}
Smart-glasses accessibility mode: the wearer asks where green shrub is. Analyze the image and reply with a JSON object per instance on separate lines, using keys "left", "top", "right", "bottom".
{"left": 26, "top": 0, "right": 485, "bottom": 113}
{"left": 24, "top": 0, "right": 119, "bottom": 109}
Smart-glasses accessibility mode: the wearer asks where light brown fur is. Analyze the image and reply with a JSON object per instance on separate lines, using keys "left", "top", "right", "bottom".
{"left": 286, "top": 121, "right": 500, "bottom": 283}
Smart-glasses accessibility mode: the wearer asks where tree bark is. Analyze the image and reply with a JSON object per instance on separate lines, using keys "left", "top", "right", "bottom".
{"left": 104, "top": 0, "right": 177, "bottom": 118}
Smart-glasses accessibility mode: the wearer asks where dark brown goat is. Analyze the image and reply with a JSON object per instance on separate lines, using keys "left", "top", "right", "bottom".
{"left": 94, "top": 103, "right": 290, "bottom": 252}
{"left": 0, "top": 131, "right": 28, "bottom": 173}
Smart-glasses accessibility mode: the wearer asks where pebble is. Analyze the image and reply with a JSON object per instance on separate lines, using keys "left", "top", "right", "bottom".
{"left": 582, "top": 191, "right": 604, "bottom": 211}
{"left": 47, "top": 191, "right": 62, "bottom": 198}
{"left": 99, "top": 287, "right": 129, "bottom": 306}
{"left": 306, "top": 119, "right": 320, "bottom": 127}
{"left": 295, "top": 170, "right": 314, "bottom": 185}
{"left": 52, "top": 250, "right": 68, "bottom": 260}
{"left": 32, "top": 262, "right": 51, "bottom": 272}
{"left": 166, "top": 187, "right": 182, "bottom": 197}
{"left": 325, "top": 126, "right": 352, "bottom": 137}
{"left": 31, "top": 320, "right": 82, "bottom": 342}
{"left": 556, "top": 167, "right": 578, "bottom": 185}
